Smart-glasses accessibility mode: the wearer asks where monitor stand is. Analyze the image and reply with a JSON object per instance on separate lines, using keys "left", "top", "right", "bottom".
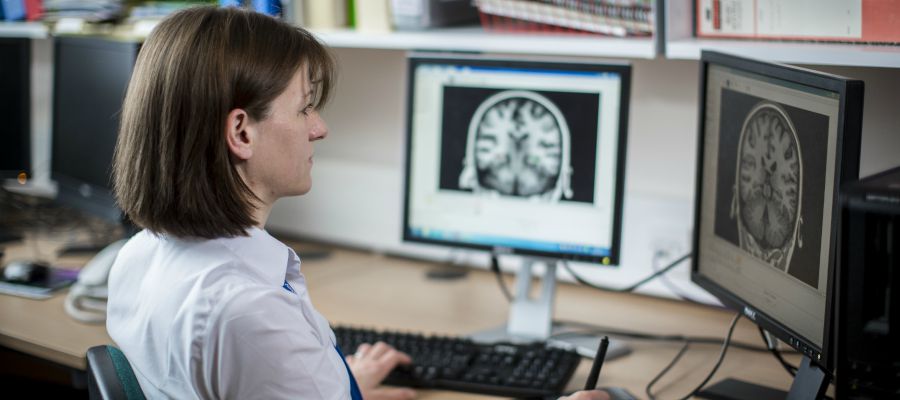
{"left": 469, "top": 257, "right": 630, "bottom": 360}
{"left": 697, "top": 356, "right": 828, "bottom": 400}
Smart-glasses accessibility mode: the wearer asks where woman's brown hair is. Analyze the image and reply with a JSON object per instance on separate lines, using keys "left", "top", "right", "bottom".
{"left": 113, "top": 6, "right": 334, "bottom": 238}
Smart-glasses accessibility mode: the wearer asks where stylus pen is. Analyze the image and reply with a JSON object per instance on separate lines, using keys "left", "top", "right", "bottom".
{"left": 584, "top": 336, "right": 610, "bottom": 390}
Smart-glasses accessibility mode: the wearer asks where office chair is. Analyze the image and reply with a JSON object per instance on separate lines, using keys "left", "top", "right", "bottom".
{"left": 86, "top": 345, "right": 146, "bottom": 400}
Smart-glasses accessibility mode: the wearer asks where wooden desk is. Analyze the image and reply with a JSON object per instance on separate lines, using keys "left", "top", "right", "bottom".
{"left": 0, "top": 235, "right": 802, "bottom": 398}
{"left": 0, "top": 231, "right": 114, "bottom": 370}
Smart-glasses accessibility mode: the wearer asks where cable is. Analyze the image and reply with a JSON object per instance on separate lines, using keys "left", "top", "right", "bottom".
{"left": 758, "top": 326, "right": 798, "bottom": 377}
{"left": 551, "top": 318, "right": 775, "bottom": 354}
{"left": 679, "top": 313, "right": 741, "bottom": 399}
{"left": 561, "top": 253, "right": 691, "bottom": 293}
{"left": 644, "top": 313, "right": 741, "bottom": 400}
{"left": 645, "top": 340, "right": 691, "bottom": 400}
{"left": 651, "top": 250, "right": 706, "bottom": 304}
{"left": 490, "top": 253, "right": 513, "bottom": 302}
{"left": 490, "top": 252, "right": 692, "bottom": 301}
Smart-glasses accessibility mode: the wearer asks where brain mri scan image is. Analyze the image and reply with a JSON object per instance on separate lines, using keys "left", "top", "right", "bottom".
{"left": 458, "top": 90, "right": 573, "bottom": 201}
{"left": 732, "top": 102, "right": 803, "bottom": 272}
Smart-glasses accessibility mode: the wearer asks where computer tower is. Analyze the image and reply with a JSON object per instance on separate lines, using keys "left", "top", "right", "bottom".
{"left": 837, "top": 166, "right": 900, "bottom": 399}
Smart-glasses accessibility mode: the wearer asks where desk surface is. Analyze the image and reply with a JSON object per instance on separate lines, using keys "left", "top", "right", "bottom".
{"left": 0, "top": 233, "right": 802, "bottom": 399}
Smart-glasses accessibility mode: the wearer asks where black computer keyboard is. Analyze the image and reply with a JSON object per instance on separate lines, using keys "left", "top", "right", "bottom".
{"left": 333, "top": 326, "right": 581, "bottom": 399}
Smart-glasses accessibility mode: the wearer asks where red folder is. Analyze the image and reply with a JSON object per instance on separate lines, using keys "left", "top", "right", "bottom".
{"left": 696, "top": 0, "right": 900, "bottom": 44}
{"left": 24, "top": 0, "right": 41, "bottom": 21}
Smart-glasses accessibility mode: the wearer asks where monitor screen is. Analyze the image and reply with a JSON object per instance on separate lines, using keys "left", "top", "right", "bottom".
{"left": 692, "top": 51, "right": 863, "bottom": 368}
{"left": 403, "top": 55, "right": 630, "bottom": 265}
{"left": 51, "top": 36, "right": 138, "bottom": 221}
{"left": 0, "top": 38, "right": 31, "bottom": 180}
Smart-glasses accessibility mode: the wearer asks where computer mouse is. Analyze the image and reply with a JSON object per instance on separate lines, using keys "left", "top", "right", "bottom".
{"left": 2, "top": 261, "right": 51, "bottom": 284}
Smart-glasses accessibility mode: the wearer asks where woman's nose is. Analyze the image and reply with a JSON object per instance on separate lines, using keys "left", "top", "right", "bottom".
{"left": 310, "top": 111, "right": 328, "bottom": 141}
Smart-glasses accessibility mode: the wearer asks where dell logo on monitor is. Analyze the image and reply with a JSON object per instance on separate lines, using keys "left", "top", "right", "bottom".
{"left": 743, "top": 307, "right": 757, "bottom": 321}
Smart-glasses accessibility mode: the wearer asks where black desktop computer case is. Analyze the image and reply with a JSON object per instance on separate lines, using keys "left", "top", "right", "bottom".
{"left": 837, "top": 165, "right": 900, "bottom": 399}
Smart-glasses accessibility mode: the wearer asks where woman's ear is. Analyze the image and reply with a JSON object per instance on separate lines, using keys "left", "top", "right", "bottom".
{"left": 225, "top": 108, "right": 254, "bottom": 161}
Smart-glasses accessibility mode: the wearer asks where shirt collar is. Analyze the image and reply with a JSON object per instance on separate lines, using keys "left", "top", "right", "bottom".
{"left": 215, "top": 227, "right": 299, "bottom": 286}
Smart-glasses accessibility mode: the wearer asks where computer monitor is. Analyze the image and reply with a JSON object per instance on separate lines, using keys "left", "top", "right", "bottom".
{"left": 691, "top": 50, "right": 863, "bottom": 398}
{"left": 403, "top": 54, "right": 629, "bottom": 264}
{"left": 51, "top": 36, "right": 139, "bottom": 223}
{"left": 0, "top": 38, "right": 31, "bottom": 182}
{"left": 402, "top": 53, "right": 630, "bottom": 343}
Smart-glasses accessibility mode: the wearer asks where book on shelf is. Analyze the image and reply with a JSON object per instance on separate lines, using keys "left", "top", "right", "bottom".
{"left": 696, "top": 0, "right": 900, "bottom": 45}
{"left": 250, "top": 0, "right": 281, "bottom": 17}
{"left": 474, "top": 0, "right": 654, "bottom": 37}
{"left": 1, "top": 0, "right": 27, "bottom": 21}
{"left": 24, "top": 0, "right": 43, "bottom": 21}
{"left": 282, "top": 0, "right": 305, "bottom": 26}
{"left": 391, "top": 0, "right": 479, "bottom": 30}
{"left": 355, "top": 0, "right": 391, "bottom": 32}
{"left": 304, "top": 0, "right": 345, "bottom": 29}
{"left": 41, "top": 0, "right": 126, "bottom": 22}
{"left": 130, "top": 2, "right": 202, "bottom": 19}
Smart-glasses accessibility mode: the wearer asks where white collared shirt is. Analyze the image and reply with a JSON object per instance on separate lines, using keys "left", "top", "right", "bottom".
{"left": 106, "top": 227, "right": 353, "bottom": 399}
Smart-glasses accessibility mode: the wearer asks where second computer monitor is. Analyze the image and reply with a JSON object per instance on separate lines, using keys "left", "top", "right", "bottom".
{"left": 403, "top": 55, "right": 630, "bottom": 265}
{"left": 52, "top": 36, "right": 139, "bottom": 222}
{"left": 692, "top": 51, "right": 863, "bottom": 377}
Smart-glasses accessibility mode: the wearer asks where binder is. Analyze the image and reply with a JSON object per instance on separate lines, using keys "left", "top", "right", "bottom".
{"left": 24, "top": 0, "right": 41, "bottom": 21}
{"left": 696, "top": 0, "right": 900, "bottom": 44}
{"left": 355, "top": 0, "right": 391, "bottom": 32}
{"left": 305, "top": 0, "right": 345, "bottom": 29}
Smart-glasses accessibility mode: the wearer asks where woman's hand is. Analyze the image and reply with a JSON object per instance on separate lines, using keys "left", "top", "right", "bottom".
{"left": 559, "top": 390, "right": 610, "bottom": 400}
{"left": 346, "top": 341, "right": 416, "bottom": 400}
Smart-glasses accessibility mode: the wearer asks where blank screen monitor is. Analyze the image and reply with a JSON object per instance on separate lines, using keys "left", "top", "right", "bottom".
{"left": 403, "top": 55, "right": 630, "bottom": 265}
{"left": 52, "top": 36, "right": 138, "bottom": 222}
{"left": 0, "top": 38, "right": 31, "bottom": 181}
{"left": 692, "top": 51, "right": 863, "bottom": 397}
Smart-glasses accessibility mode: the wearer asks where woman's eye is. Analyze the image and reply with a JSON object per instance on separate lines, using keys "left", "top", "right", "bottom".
{"left": 300, "top": 104, "right": 313, "bottom": 116}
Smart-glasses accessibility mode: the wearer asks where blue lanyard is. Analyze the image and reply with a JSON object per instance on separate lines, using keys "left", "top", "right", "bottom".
{"left": 283, "top": 280, "right": 363, "bottom": 400}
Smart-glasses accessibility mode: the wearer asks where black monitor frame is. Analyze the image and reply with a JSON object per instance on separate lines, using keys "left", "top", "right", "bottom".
{"left": 691, "top": 50, "right": 863, "bottom": 377}
{"left": 401, "top": 54, "right": 631, "bottom": 265}
{"left": 51, "top": 36, "right": 139, "bottom": 224}
{"left": 0, "top": 38, "right": 32, "bottom": 180}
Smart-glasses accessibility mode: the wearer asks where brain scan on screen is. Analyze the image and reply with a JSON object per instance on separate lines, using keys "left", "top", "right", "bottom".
{"left": 458, "top": 90, "right": 573, "bottom": 202}
{"left": 732, "top": 101, "right": 803, "bottom": 272}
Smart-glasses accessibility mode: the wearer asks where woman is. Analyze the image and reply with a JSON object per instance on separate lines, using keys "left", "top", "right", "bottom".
{"left": 107, "top": 5, "right": 608, "bottom": 400}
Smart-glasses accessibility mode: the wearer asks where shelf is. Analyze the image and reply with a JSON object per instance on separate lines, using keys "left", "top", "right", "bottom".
{"left": 0, "top": 22, "right": 48, "bottom": 39}
{"left": 312, "top": 27, "right": 658, "bottom": 59}
{"left": 666, "top": 39, "right": 900, "bottom": 69}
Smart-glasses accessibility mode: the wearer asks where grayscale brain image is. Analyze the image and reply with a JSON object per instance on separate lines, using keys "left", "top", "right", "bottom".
{"left": 713, "top": 87, "right": 830, "bottom": 290}
{"left": 468, "top": 93, "right": 564, "bottom": 197}
{"left": 438, "top": 86, "right": 600, "bottom": 204}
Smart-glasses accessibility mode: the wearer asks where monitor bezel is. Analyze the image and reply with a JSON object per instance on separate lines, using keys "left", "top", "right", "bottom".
{"left": 401, "top": 54, "right": 631, "bottom": 265}
{"left": 0, "top": 38, "right": 31, "bottom": 180}
{"left": 690, "top": 50, "right": 863, "bottom": 372}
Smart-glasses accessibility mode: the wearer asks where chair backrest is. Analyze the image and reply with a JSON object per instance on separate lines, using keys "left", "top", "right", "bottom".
{"left": 87, "top": 345, "right": 146, "bottom": 400}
